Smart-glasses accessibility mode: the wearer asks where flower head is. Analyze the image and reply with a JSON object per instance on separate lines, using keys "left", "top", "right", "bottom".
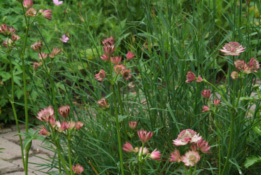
{"left": 122, "top": 69, "right": 132, "bottom": 80}
{"left": 150, "top": 149, "right": 161, "bottom": 161}
{"left": 114, "top": 65, "right": 126, "bottom": 74}
{"left": 39, "top": 127, "right": 50, "bottom": 136}
{"left": 31, "top": 41, "right": 43, "bottom": 52}
{"left": 110, "top": 56, "right": 122, "bottom": 64}
{"left": 61, "top": 121, "right": 70, "bottom": 131}
{"left": 102, "top": 37, "right": 114, "bottom": 46}
{"left": 3, "top": 39, "right": 13, "bottom": 47}
{"left": 0, "top": 24, "right": 8, "bottom": 35}
{"left": 39, "top": 9, "right": 52, "bottom": 20}
{"left": 72, "top": 164, "right": 84, "bottom": 174}
{"left": 220, "top": 42, "right": 245, "bottom": 56}
{"left": 186, "top": 71, "right": 196, "bottom": 83}
{"left": 122, "top": 142, "right": 133, "bottom": 152}
{"left": 234, "top": 60, "right": 248, "bottom": 71}
{"left": 137, "top": 130, "right": 153, "bottom": 143}
{"left": 103, "top": 45, "right": 115, "bottom": 55}
{"left": 53, "top": 0, "right": 63, "bottom": 6}
{"left": 231, "top": 71, "right": 239, "bottom": 80}
{"left": 58, "top": 105, "right": 70, "bottom": 118}
{"left": 173, "top": 129, "right": 202, "bottom": 146}
{"left": 68, "top": 121, "right": 75, "bottom": 130}
{"left": 49, "top": 48, "right": 61, "bottom": 58}
{"left": 194, "top": 139, "right": 211, "bottom": 153}
{"left": 36, "top": 106, "right": 54, "bottom": 122}
{"left": 214, "top": 99, "right": 220, "bottom": 106}
{"left": 181, "top": 150, "right": 200, "bottom": 166}
{"left": 128, "top": 121, "right": 137, "bottom": 129}
{"left": 202, "top": 105, "right": 210, "bottom": 113}
{"left": 138, "top": 147, "right": 149, "bottom": 156}
{"left": 39, "top": 53, "right": 48, "bottom": 60}
{"left": 248, "top": 57, "right": 259, "bottom": 72}
{"left": 33, "top": 62, "right": 42, "bottom": 70}
{"left": 201, "top": 89, "right": 211, "bottom": 99}
{"left": 75, "top": 121, "right": 84, "bottom": 130}
{"left": 97, "top": 98, "right": 110, "bottom": 109}
{"left": 126, "top": 51, "right": 135, "bottom": 61}
{"left": 12, "top": 34, "right": 20, "bottom": 41}
{"left": 60, "top": 34, "right": 69, "bottom": 43}
{"left": 23, "top": 0, "right": 33, "bottom": 8}
{"left": 95, "top": 69, "right": 105, "bottom": 81}
{"left": 49, "top": 116, "right": 56, "bottom": 127}
{"left": 101, "top": 54, "right": 109, "bottom": 61}
{"left": 26, "top": 8, "right": 37, "bottom": 17}
{"left": 169, "top": 149, "right": 181, "bottom": 162}
{"left": 196, "top": 76, "right": 203, "bottom": 83}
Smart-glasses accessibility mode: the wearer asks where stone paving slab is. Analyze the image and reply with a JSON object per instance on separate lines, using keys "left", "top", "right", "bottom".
{"left": 3, "top": 171, "right": 35, "bottom": 175}
{"left": 0, "top": 158, "right": 22, "bottom": 174}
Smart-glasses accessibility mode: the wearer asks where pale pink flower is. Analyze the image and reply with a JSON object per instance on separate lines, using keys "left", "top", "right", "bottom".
{"left": 49, "top": 116, "right": 56, "bottom": 127}
{"left": 33, "top": 62, "right": 42, "bottom": 70}
{"left": 185, "top": 71, "right": 196, "bottom": 83}
{"left": 23, "top": 0, "right": 33, "bottom": 8}
{"left": 128, "top": 121, "right": 137, "bottom": 129}
{"left": 220, "top": 42, "right": 245, "bottom": 56}
{"left": 101, "top": 54, "right": 109, "bottom": 61}
{"left": 114, "top": 65, "right": 126, "bottom": 74}
{"left": 202, "top": 105, "right": 209, "bottom": 112}
{"left": 234, "top": 60, "right": 248, "bottom": 71}
{"left": 39, "top": 53, "right": 48, "bottom": 60}
{"left": 196, "top": 76, "right": 203, "bottom": 83}
{"left": 39, "top": 127, "right": 50, "bottom": 136}
{"left": 214, "top": 99, "right": 220, "bottom": 106}
{"left": 36, "top": 106, "right": 54, "bottom": 122}
{"left": 102, "top": 36, "right": 114, "bottom": 46}
{"left": 173, "top": 129, "right": 202, "bottom": 146}
{"left": 75, "top": 121, "right": 84, "bottom": 130}
{"left": 103, "top": 45, "right": 115, "bottom": 55}
{"left": 0, "top": 24, "right": 8, "bottom": 35}
{"left": 60, "top": 34, "right": 69, "bottom": 43}
{"left": 53, "top": 0, "right": 63, "bottom": 6}
{"left": 26, "top": 8, "right": 37, "bottom": 17}
{"left": 39, "top": 9, "right": 52, "bottom": 20}
{"left": 61, "top": 121, "right": 70, "bottom": 131}
{"left": 68, "top": 121, "right": 76, "bottom": 130}
{"left": 196, "top": 139, "right": 211, "bottom": 153}
{"left": 150, "top": 149, "right": 161, "bottom": 161}
{"left": 110, "top": 56, "right": 122, "bottom": 65}
{"left": 97, "top": 98, "right": 110, "bottom": 109}
{"left": 201, "top": 89, "right": 211, "bottom": 99}
{"left": 231, "top": 71, "right": 239, "bottom": 80}
{"left": 8, "top": 27, "right": 16, "bottom": 34}
{"left": 137, "top": 130, "right": 153, "bottom": 143}
{"left": 138, "top": 147, "right": 149, "bottom": 156}
{"left": 169, "top": 149, "right": 181, "bottom": 162}
{"left": 12, "top": 34, "right": 20, "bottom": 41}
{"left": 95, "top": 69, "right": 105, "bottom": 81}
{"left": 248, "top": 57, "right": 259, "bottom": 72}
{"left": 3, "top": 39, "right": 13, "bottom": 47}
{"left": 49, "top": 48, "right": 61, "bottom": 58}
{"left": 122, "top": 142, "right": 133, "bottom": 152}
{"left": 181, "top": 150, "right": 200, "bottom": 166}
{"left": 55, "top": 121, "right": 63, "bottom": 132}
{"left": 72, "top": 164, "right": 84, "bottom": 174}
{"left": 122, "top": 70, "right": 132, "bottom": 80}
{"left": 58, "top": 105, "right": 70, "bottom": 118}
{"left": 31, "top": 41, "right": 43, "bottom": 52}
{"left": 126, "top": 51, "right": 135, "bottom": 61}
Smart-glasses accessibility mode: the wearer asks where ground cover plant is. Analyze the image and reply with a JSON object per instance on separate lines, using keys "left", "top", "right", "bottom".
{"left": 0, "top": 0, "right": 261, "bottom": 174}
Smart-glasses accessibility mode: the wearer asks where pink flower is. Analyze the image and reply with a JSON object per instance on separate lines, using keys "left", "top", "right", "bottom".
{"left": 61, "top": 121, "right": 70, "bottom": 131}
{"left": 49, "top": 116, "right": 56, "bottom": 127}
{"left": 138, "top": 147, "right": 149, "bottom": 156}
{"left": 8, "top": 27, "right": 16, "bottom": 34}
{"left": 122, "top": 142, "right": 133, "bottom": 152}
{"left": 248, "top": 57, "right": 259, "bottom": 72}
{"left": 72, "top": 164, "right": 84, "bottom": 174}
{"left": 33, "top": 62, "right": 42, "bottom": 70}
{"left": 12, "top": 34, "right": 20, "bottom": 41}
{"left": 53, "top": 0, "right": 63, "bottom": 6}
{"left": 95, "top": 69, "right": 105, "bottom": 81}
{"left": 202, "top": 105, "right": 209, "bottom": 112}
{"left": 195, "top": 139, "right": 211, "bottom": 153}
{"left": 49, "top": 48, "right": 61, "bottom": 58}
{"left": 0, "top": 24, "right": 8, "bottom": 35}
{"left": 114, "top": 65, "right": 126, "bottom": 74}
{"left": 126, "top": 51, "right": 135, "bottom": 61}
{"left": 36, "top": 106, "right": 54, "bottom": 122}
{"left": 3, "top": 39, "right": 13, "bottom": 47}
{"left": 39, "top": 53, "right": 48, "bottom": 60}
{"left": 23, "top": 0, "right": 33, "bottom": 8}
{"left": 39, "top": 127, "right": 50, "bottom": 136}
{"left": 181, "top": 150, "right": 200, "bottom": 166}
{"left": 122, "top": 70, "right": 132, "bottom": 80}
{"left": 220, "top": 42, "right": 245, "bottom": 56}
{"left": 150, "top": 149, "right": 161, "bottom": 161}
{"left": 55, "top": 121, "right": 63, "bottom": 132}
{"left": 201, "top": 89, "right": 211, "bottom": 99}
{"left": 186, "top": 71, "right": 196, "bottom": 83}
{"left": 75, "top": 121, "right": 84, "bottom": 130}
{"left": 214, "top": 99, "right": 220, "bottom": 106}
{"left": 39, "top": 9, "right": 52, "bottom": 20}
{"left": 173, "top": 129, "right": 202, "bottom": 146}
{"left": 102, "top": 37, "right": 114, "bottom": 46}
{"left": 97, "top": 98, "right": 110, "bottom": 109}
{"left": 60, "top": 34, "right": 69, "bottom": 43}
{"left": 31, "top": 41, "right": 43, "bottom": 52}
{"left": 68, "top": 121, "right": 75, "bottom": 130}
{"left": 128, "top": 121, "right": 137, "bottom": 129}
{"left": 234, "top": 60, "right": 248, "bottom": 71}
{"left": 58, "top": 105, "right": 70, "bottom": 118}
{"left": 26, "top": 8, "right": 37, "bottom": 17}
{"left": 110, "top": 56, "right": 122, "bottom": 64}
{"left": 103, "top": 45, "right": 115, "bottom": 55}
{"left": 231, "top": 71, "right": 239, "bottom": 80}
{"left": 196, "top": 76, "right": 203, "bottom": 83}
{"left": 137, "top": 130, "right": 153, "bottom": 143}
{"left": 169, "top": 149, "right": 181, "bottom": 162}
{"left": 101, "top": 54, "right": 109, "bottom": 61}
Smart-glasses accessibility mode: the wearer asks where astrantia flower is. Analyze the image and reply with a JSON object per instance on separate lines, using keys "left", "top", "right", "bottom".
{"left": 126, "top": 51, "right": 135, "bottom": 61}
{"left": 110, "top": 56, "right": 122, "bottom": 65}
{"left": 75, "top": 121, "right": 84, "bottom": 130}
{"left": 137, "top": 130, "right": 153, "bottom": 143}
{"left": 202, "top": 105, "right": 209, "bottom": 113}
{"left": 53, "top": 0, "right": 63, "bottom": 6}
{"left": 169, "top": 149, "right": 181, "bottom": 162}
{"left": 150, "top": 149, "right": 161, "bottom": 161}
{"left": 234, "top": 60, "right": 248, "bottom": 71}
{"left": 231, "top": 71, "right": 239, "bottom": 80}
{"left": 185, "top": 71, "right": 196, "bottom": 83}
{"left": 0, "top": 24, "right": 8, "bottom": 35}
{"left": 95, "top": 69, "right": 105, "bottom": 81}
{"left": 201, "top": 89, "right": 211, "bottom": 99}
{"left": 60, "top": 34, "right": 69, "bottom": 43}
{"left": 12, "top": 34, "right": 20, "bottom": 41}
{"left": 138, "top": 147, "right": 149, "bottom": 156}
{"left": 68, "top": 121, "right": 75, "bottom": 130}
{"left": 103, "top": 45, "right": 115, "bottom": 55}
{"left": 102, "top": 36, "right": 114, "bottom": 46}
{"left": 97, "top": 98, "right": 110, "bottom": 109}
{"left": 26, "top": 8, "right": 37, "bottom": 17}
{"left": 248, "top": 57, "right": 259, "bottom": 72}
{"left": 181, "top": 150, "right": 200, "bottom": 166}
{"left": 23, "top": 0, "right": 33, "bottom": 8}
{"left": 36, "top": 106, "right": 54, "bottom": 122}
{"left": 49, "top": 48, "right": 61, "bottom": 58}
{"left": 214, "top": 99, "right": 220, "bottom": 106}
{"left": 122, "top": 70, "right": 132, "bottom": 80}
{"left": 122, "top": 142, "right": 133, "bottom": 152}
{"left": 39, "top": 127, "right": 50, "bottom": 136}
{"left": 101, "top": 54, "right": 109, "bottom": 61}
{"left": 220, "top": 42, "right": 245, "bottom": 56}
{"left": 114, "top": 65, "right": 126, "bottom": 74}
{"left": 33, "top": 62, "right": 42, "bottom": 70}
{"left": 3, "top": 39, "right": 13, "bottom": 47}
{"left": 31, "top": 41, "right": 43, "bottom": 52}
{"left": 72, "top": 164, "right": 84, "bottom": 174}
{"left": 39, "top": 53, "right": 48, "bottom": 60}
{"left": 58, "top": 105, "right": 70, "bottom": 118}
{"left": 61, "top": 121, "right": 70, "bottom": 131}
{"left": 39, "top": 9, "right": 52, "bottom": 20}
{"left": 49, "top": 116, "right": 56, "bottom": 127}
{"left": 194, "top": 139, "right": 211, "bottom": 153}
{"left": 173, "top": 129, "right": 202, "bottom": 146}
{"left": 196, "top": 76, "right": 203, "bottom": 83}
{"left": 128, "top": 121, "right": 137, "bottom": 129}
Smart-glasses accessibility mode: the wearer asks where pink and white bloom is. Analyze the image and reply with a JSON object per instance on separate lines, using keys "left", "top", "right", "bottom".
{"left": 201, "top": 89, "right": 211, "bottom": 99}
{"left": 194, "top": 139, "right": 211, "bottom": 153}
{"left": 122, "top": 69, "right": 132, "bottom": 80}
{"left": 72, "top": 164, "right": 84, "bottom": 174}
{"left": 58, "top": 105, "right": 70, "bottom": 118}
{"left": 39, "top": 53, "right": 48, "bottom": 60}
{"left": 61, "top": 121, "right": 70, "bottom": 131}
{"left": 202, "top": 105, "right": 210, "bottom": 113}
{"left": 49, "top": 48, "right": 61, "bottom": 58}
{"left": 128, "top": 121, "right": 137, "bottom": 129}
{"left": 75, "top": 121, "right": 84, "bottom": 130}
{"left": 33, "top": 62, "right": 42, "bottom": 70}
{"left": 26, "top": 8, "right": 37, "bottom": 17}
{"left": 39, "top": 9, "right": 52, "bottom": 20}
{"left": 137, "top": 130, "right": 153, "bottom": 143}
{"left": 102, "top": 37, "right": 115, "bottom": 46}
{"left": 39, "top": 127, "right": 50, "bottom": 136}
{"left": 3, "top": 39, "right": 13, "bottom": 47}
{"left": 181, "top": 150, "right": 200, "bottom": 166}
{"left": 231, "top": 71, "right": 239, "bottom": 80}
{"left": 138, "top": 147, "right": 149, "bottom": 156}
{"left": 49, "top": 116, "right": 56, "bottom": 127}
{"left": 196, "top": 76, "right": 203, "bottom": 83}
{"left": 114, "top": 65, "right": 126, "bottom": 74}
{"left": 23, "top": 0, "right": 33, "bottom": 8}
{"left": 173, "top": 129, "right": 202, "bottom": 146}
{"left": 110, "top": 56, "right": 122, "bottom": 64}
{"left": 169, "top": 149, "right": 181, "bottom": 162}
{"left": 214, "top": 99, "right": 220, "bottom": 106}
{"left": 68, "top": 121, "right": 75, "bottom": 130}
{"left": 36, "top": 106, "right": 54, "bottom": 122}
{"left": 248, "top": 57, "right": 259, "bottom": 72}
{"left": 100, "top": 54, "right": 109, "bottom": 61}
{"left": 95, "top": 69, "right": 105, "bottom": 81}
{"left": 53, "top": 0, "right": 63, "bottom": 6}
{"left": 31, "top": 41, "right": 43, "bottom": 52}
{"left": 186, "top": 71, "right": 196, "bottom": 83}
{"left": 126, "top": 51, "right": 135, "bottom": 61}
{"left": 220, "top": 42, "right": 245, "bottom": 56}
{"left": 97, "top": 98, "right": 110, "bottom": 109}
{"left": 103, "top": 45, "right": 115, "bottom": 55}
{"left": 150, "top": 149, "right": 161, "bottom": 161}
{"left": 60, "top": 34, "right": 69, "bottom": 43}
{"left": 12, "top": 34, "right": 21, "bottom": 41}
{"left": 122, "top": 142, "right": 133, "bottom": 152}
{"left": 234, "top": 60, "right": 248, "bottom": 71}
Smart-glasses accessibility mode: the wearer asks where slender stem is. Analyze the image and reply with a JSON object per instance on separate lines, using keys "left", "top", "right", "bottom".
{"left": 117, "top": 84, "right": 127, "bottom": 141}
{"left": 139, "top": 142, "right": 144, "bottom": 175}
{"left": 55, "top": 141, "right": 70, "bottom": 174}
{"left": 112, "top": 85, "right": 124, "bottom": 175}
{"left": 68, "top": 140, "right": 73, "bottom": 175}
{"left": 212, "top": 112, "right": 221, "bottom": 175}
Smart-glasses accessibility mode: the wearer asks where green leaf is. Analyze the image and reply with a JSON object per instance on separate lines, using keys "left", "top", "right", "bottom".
{"left": 244, "top": 156, "right": 261, "bottom": 168}
{"left": 118, "top": 115, "right": 128, "bottom": 123}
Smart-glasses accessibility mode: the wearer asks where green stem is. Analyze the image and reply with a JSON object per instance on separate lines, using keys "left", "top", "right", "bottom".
{"left": 68, "top": 140, "right": 73, "bottom": 175}
{"left": 117, "top": 84, "right": 127, "bottom": 141}
{"left": 55, "top": 141, "right": 70, "bottom": 174}
{"left": 112, "top": 85, "right": 124, "bottom": 175}
{"left": 212, "top": 112, "right": 221, "bottom": 175}
{"left": 139, "top": 142, "right": 144, "bottom": 175}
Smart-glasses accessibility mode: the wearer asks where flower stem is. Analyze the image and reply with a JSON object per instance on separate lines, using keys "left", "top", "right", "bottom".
{"left": 139, "top": 142, "right": 144, "bottom": 175}
{"left": 55, "top": 141, "right": 70, "bottom": 174}
{"left": 68, "top": 140, "right": 73, "bottom": 175}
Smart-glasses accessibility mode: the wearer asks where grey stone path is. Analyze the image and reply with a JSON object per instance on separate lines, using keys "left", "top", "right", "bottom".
{"left": 0, "top": 125, "right": 54, "bottom": 175}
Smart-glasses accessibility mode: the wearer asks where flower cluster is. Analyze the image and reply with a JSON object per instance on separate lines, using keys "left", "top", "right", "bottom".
{"left": 0, "top": 24, "right": 20, "bottom": 48}
{"left": 24, "top": 0, "right": 52, "bottom": 20}
{"left": 185, "top": 71, "right": 202, "bottom": 83}
{"left": 170, "top": 129, "right": 210, "bottom": 166}
{"left": 231, "top": 58, "right": 260, "bottom": 79}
